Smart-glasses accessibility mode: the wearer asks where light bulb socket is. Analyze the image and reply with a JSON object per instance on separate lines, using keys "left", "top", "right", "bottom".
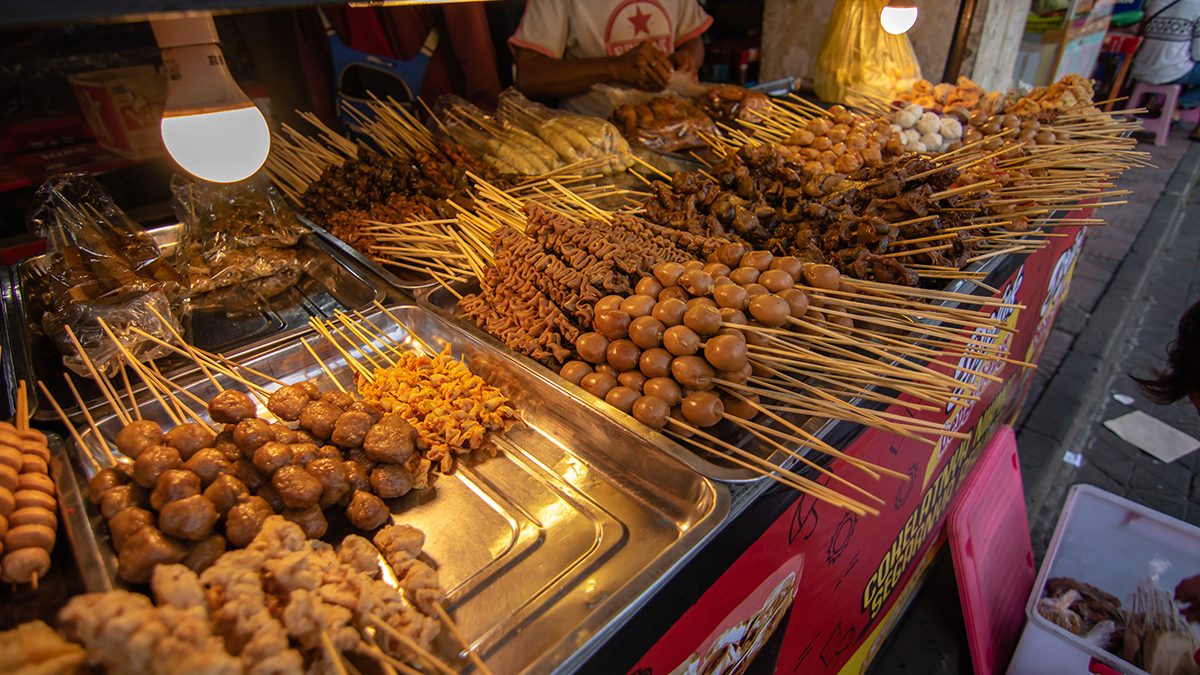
{"left": 151, "top": 15, "right": 220, "bottom": 49}
{"left": 160, "top": 42, "right": 253, "bottom": 115}
{"left": 884, "top": 0, "right": 917, "bottom": 8}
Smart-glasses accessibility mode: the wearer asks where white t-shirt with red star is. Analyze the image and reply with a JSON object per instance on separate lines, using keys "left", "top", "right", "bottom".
{"left": 509, "top": 0, "right": 713, "bottom": 115}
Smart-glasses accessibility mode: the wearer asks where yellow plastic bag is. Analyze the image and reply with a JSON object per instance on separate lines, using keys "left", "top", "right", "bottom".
{"left": 813, "top": 0, "right": 922, "bottom": 103}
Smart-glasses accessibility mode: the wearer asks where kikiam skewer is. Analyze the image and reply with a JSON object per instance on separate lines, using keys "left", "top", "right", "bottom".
{"left": 432, "top": 603, "right": 493, "bottom": 675}
{"left": 367, "top": 615, "right": 458, "bottom": 675}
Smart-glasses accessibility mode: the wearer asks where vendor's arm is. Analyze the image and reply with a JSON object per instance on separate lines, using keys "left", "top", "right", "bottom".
{"left": 514, "top": 43, "right": 671, "bottom": 100}
{"left": 670, "top": 37, "right": 705, "bottom": 76}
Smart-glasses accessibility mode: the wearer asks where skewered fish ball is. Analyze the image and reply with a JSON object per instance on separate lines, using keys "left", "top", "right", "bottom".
{"left": 635, "top": 276, "right": 664, "bottom": 297}
{"left": 605, "top": 386, "right": 641, "bottom": 413}
{"left": 769, "top": 256, "right": 804, "bottom": 280}
{"left": 639, "top": 348, "right": 674, "bottom": 378}
{"left": 748, "top": 294, "right": 790, "bottom": 328}
{"left": 560, "top": 361, "right": 593, "bottom": 386}
{"left": 620, "top": 295, "right": 656, "bottom": 318}
{"left": 576, "top": 332, "right": 610, "bottom": 364}
{"left": 722, "top": 393, "right": 760, "bottom": 420}
{"left": 758, "top": 269, "right": 795, "bottom": 293}
{"left": 594, "top": 309, "right": 632, "bottom": 340}
{"left": 719, "top": 307, "right": 748, "bottom": 327}
{"left": 683, "top": 304, "right": 722, "bottom": 335}
{"left": 658, "top": 286, "right": 689, "bottom": 303}
{"left": 628, "top": 316, "right": 666, "bottom": 349}
{"left": 595, "top": 364, "right": 617, "bottom": 378}
{"left": 671, "top": 356, "right": 714, "bottom": 390}
{"left": 744, "top": 283, "right": 769, "bottom": 298}
{"left": 653, "top": 262, "right": 686, "bottom": 287}
{"left": 1036, "top": 130, "right": 1057, "bottom": 145}
{"left": 618, "top": 370, "right": 647, "bottom": 392}
{"left": 595, "top": 295, "right": 624, "bottom": 313}
{"left": 779, "top": 288, "right": 810, "bottom": 318}
{"left": 681, "top": 392, "right": 724, "bottom": 427}
{"left": 652, "top": 298, "right": 688, "bottom": 326}
{"left": 580, "top": 372, "right": 618, "bottom": 399}
{"left": 687, "top": 297, "right": 716, "bottom": 309}
{"left": 703, "top": 262, "right": 731, "bottom": 277}
{"left": 728, "top": 266, "right": 759, "bottom": 285}
{"left": 682, "top": 260, "right": 704, "bottom": 271}
{"left": 679, "top": 269, "right": 714, "bottom": 296}
{"left": 631, "top": 396, "right": 670, "bottom": 429}
{"left": 714, "top": 242, "right": 747, "bottom": 267}
{"left": 663, "top": 325, "right": 701, "bottom": 356}
{"left": 718, "top": 362, "right": 753, "bottom": 385}
{"left": 802, "top": 264, "right": 841, "bottom": 291}
{"left": 606, "top": 339, "right": 642, "bottom": 372}
{"left": 643, "top": 377, "right": 683, "bottom": 407}
{"left": 713, "top": 284, "right": 748, "bottom": 310}
{"left": 704, "top": 333, "right": 749, "bottom": 372}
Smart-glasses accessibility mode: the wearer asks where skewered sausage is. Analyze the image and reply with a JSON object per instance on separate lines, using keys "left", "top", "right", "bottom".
{"left": 17, "top": 472, "right": 53, "bottom": 497}
{"left": 225, "top": 496, "right": 274, "bottom": 548}
{"left": 163, "top": 424, "right": 215, "bottom": 460}
{"left": 21, "top": 442, "right": 49, "bottom": 463}
{"left": 9, "top": 508, "right": 55, "bottom": 530}
{"left": 150, "top": 470, "right": 201, "bottom": 511}
{"left": 158, "top": 495, "right": 219, "bottom": 541}
{"left": 203, "top": 474, "right": 249, "bottom": 516}
{"left": 2, "top": 548, "right": 50, "bottom": 584}
{"left": 117, "top": 527, "right": 187, "bottom": 583}
{"left": 15, "top": 489, "right": 55, "bottom": 512}
{"left": 132, "top": 445, "right": 183, "bottom": 489}
{"left": 306, "top": 458, "right": 350, "bottom": 507}
{"left": 266, "top": 385, "right": 312, "bottom": 422}
{"left": 115, "top": 420, "right": 164, "bottom": 459}
{"left": 370, "top": 465, "right": 413, "bottom": 499}
{"left": 272, "top": 465, "right": 323, "bottom": 508}
{"left": 107, "top": 507, "right": 154, "bottom": 551}
{"left": 0, "top": 447, "right": 20, "bottom": 472}
{"left": 87, "top": 468, "right": 126, "bottom": 505}
{"left": 298, "top": 400, "right": 342, "bottom": 440}
{"left": 0, "top": 488, "right": 12, "bottom": 518}
{"left": 208, "top": 390, "right": 258, "bottom": 424}
{"left": 184, "top": 449, "right": 232, "bottom": 486}
{"left": 232, "top": 419, "right": 274, "bottom": 454}
{"left": 0, "top": 466, "right": 16, "bottom": 491}
{"left": 20, "top": 455, "right": 48, "bottom": 477}
{"left": 346, "top": 490, "right": 389, "bottom": 530}
{"left": 331, "top": 411, "right": 373, "bottom": 449}
{"left": 183, "top": 534, "right": 226, "bottom": 573}
{"left": 362, "top": 415, "right": 417, "bottom": 464}
{"left": 5, "top": 524, "right": 54, "bottom": 554}
{"left": 283, "top": 505, "right": 328, "bottom": 539}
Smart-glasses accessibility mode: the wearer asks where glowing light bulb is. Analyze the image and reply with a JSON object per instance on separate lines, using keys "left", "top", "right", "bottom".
{"left": 880, "top": 2, "right": 919, "bottom": 35}
{"left": 152, "top": 15, "right": 271, "bottom": 183}
{"left": 161, "top": 106, "right": 269, "bottom": 183}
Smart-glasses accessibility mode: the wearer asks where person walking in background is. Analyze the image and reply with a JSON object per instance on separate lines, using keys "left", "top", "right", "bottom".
{"left": 1132, "top": 0, "right": 1200, "bottom": 138}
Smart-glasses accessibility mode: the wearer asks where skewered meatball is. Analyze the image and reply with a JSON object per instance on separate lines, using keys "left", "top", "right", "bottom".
{"left": 266, "top": 385, "right": 312, "bottom": 422}
{"left": 208, "top": 390, "right": 257, "bottom": 424}
{"left": 212, "top": 431, "right": 241, "bottom": 462}
{"left": 298, "top": 400, "right": 342, "bottom": 440}
{"left": 231, "top": 459, "right": 265, "bottom": 491}
{"left": 107, "top": 507, "right": 154, "bottom": 551}
{"left": 272, "top": 465, "right": 323, "bottom": 508}
{"left": 115, "top": 421, "right": 163, "bottom": 459}
{"left": 252, "top": 442, "right": 294, "bottom": 476}
{"left": 150, "top": 470, "right": 201, "bottom": 511}
{"left": 232, "top": 419, "right": 274, "bottom": 454}
{"left": 158, "top": 495, "right": 219, "bottom": 541}
{"left": 344, "top": 461, "right": 371, "bottom": 494}
{"left": 363, "top": 415, "right": 417, "bottom": 464}
{"left": 99, "top": 485, "right": 146, "bottom": 519}
{"left": 88, "top": 468, "right": 127, "bottom": 505}
{"left": 346, "top": 490, "right": 389, "bottom": 531}
{"left": 255, "top": 484, "right": 286, "bottom": 512}
{"left": 225, "top": 496, "right": 275, "bottom": 548}
{"left": 314, "top": 445, "right": 342, "bottom": 462}
{"left": 306, "top": 458, "right": 350, "bottom": 507}
{"left": 370, "top": 465, "right": 414, "bottom": 499}
{"left": 294, "top": 380, "right": 322, "bottom": 400}
{"left": 283, "top": 505, "right": 328, "bottom": 539}
{"left": 321, "top": 391, "right": 356, "bottom": 409}
{"left": 163, "top": 424, "right": 215, "bottom": 460}
{"left": 183, "top": 534, "right": 226, "bottom": 573}
{"left": 291, "top": 443, "right": 320, "bottom": 466}
{"left": 332, "top": 411, "right": 373, "bottom": 449}
{"left": 347, "top": 401, "right": 384, "bottom": 425}
{"left": 203, "top": 474, "right": 249, "bottom": 516}
{"left": 132, "top": 446, "right": 182, "bottom": 489}
{"left": 118, "top": 527, "right": 187, "bottom": 583}
{"left": 184, "top": 449, "right": 232, "bottom": 486}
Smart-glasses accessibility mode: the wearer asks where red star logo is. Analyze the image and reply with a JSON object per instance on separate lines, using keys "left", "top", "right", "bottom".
{"left": 629, "top": 6, "right": 652, "bottom": 35}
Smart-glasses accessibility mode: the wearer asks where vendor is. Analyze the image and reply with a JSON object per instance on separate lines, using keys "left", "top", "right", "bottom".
{"left": 508, "top": 0, "right": 712, "bottom": 116}
{"left": 1131, "top": 0, "right": 1200, "bottom": 136}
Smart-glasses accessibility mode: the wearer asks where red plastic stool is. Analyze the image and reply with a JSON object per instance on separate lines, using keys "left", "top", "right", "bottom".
{"left": 1129, "top": 82, "right": 1200, "bottom": 145}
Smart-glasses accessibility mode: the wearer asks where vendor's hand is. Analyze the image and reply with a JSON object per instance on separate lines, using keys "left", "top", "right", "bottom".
{"left": 671, "top": 49, "right": 699, "bottom": 76}
{"left": 611, "top": 41, "right": 672, "bottom": 91}
{"left": 1175, "top": 575, "right": 1200, "bottom": 622}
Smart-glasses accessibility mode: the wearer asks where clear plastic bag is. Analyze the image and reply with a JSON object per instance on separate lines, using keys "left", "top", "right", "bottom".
{"left": 433, "top": 95, "right": 563, "bottom": 176}
{"left": 171, "top": 175, "right": 306, "bottom": 299}
{"left": 495, "top": 88, "right": 632, "bottom": 175}
{"left": 601, "top": 82, "right": 719, "bottom": 153}
{"left": 42, "top": 289, "right": 181, "bottom": 378}
{"left": 812, "top": 0, "right": 921, "bottom": 104}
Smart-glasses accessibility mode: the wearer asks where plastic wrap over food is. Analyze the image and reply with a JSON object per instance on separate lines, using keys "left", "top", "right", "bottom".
{"left": 434, "top": 95, "right": 563, "bottom": 176}
{"left": 42, "top": 290, "right": 181, "bottom": 378}
{"left": 496, "top": 89, "right": 632, "bottom": 175}
{"left": 171, "top": 176, "right": 306, "bottom": 298}
{"left": 27, "top": 173, "right": 181, "bottom": 302}
{"left": 601, "top": 84, "right": 718, "bottom": 153}
{"left": 694, "top": 83, "right": 771, "bottom": 125}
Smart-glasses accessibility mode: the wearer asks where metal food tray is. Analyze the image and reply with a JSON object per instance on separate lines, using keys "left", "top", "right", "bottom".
{"left": 296, "top": 213, "right": 440, "bottom": 292}
{"left": 3, "top": 221, "right": 395, "bottom": 422}
{"left": 63, "top": 303, "right": 729, "bottom": 673}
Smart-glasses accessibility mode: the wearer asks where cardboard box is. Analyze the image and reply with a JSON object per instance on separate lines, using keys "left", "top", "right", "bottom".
{"left": 68, "top": 66, "right": 166, "bottom": 161}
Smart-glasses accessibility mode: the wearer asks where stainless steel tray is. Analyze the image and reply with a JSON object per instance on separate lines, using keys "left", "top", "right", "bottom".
{"left": 6, "top": 221, "right": 395, "bottom": 422}
{"left": 297, "top": 213, "right": 439, "bottom": 293}
{"left": 417, "top": 280, "right": 838, "bottom": 484}
{"left": 64, "top": 303, "right": 729, "bottom": 674}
